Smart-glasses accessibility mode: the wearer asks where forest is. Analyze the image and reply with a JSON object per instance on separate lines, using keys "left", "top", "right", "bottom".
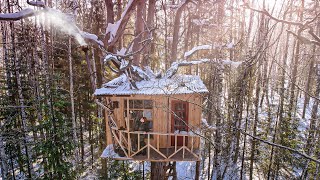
{"left": 0, "top": 0, "right": 320, "bottom": 179}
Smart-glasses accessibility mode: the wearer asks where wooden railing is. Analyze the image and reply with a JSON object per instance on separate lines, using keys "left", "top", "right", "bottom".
{"left": 110, "top": 127, "right": 201, "bottom": 161}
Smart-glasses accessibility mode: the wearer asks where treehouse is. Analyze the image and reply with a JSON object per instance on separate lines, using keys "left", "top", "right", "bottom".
{"left": 95, "top": 73, "right": 208, "bottom": 162}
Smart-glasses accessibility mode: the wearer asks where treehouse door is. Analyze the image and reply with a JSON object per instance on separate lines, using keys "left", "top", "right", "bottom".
{"left": 171, "top": 101, "right": 188, "bottom": 146}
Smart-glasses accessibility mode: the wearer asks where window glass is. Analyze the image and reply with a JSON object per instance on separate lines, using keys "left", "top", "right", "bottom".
{"left": 144, "top": 110, "right": 152, "bottom": 119}
{"left": 144, "top": 100, "right": 153, "bottom": 109}
{"left": 147, "top": 121, "right": 153, "bottom": 130}
{"left": 176, "top": 103, "right": 185, "bottom": 110}
{"left": 133, "top": 100, "right": 143, "bottom": 108}
{"left": 129, "top": 100, "right": 134, "bottom": 108}
{"left": 130, "top": 110, "right": 143, "bottom": 120}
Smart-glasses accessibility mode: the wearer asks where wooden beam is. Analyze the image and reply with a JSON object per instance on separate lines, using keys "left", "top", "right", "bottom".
{"left": 184, "top": 147, "right": 200, "bottom": 159}
{"left": 191, "top": 136, "right": 194, "bottom": 152}
{"left": 131, "top": 146, "right": 147, "bottom": 157}
{"left": 138, "top": 132, "right": 140, "bottom": 151}
{"left": 111, "top": 130, "right": 129, "bottom": 157}
{"left": 126, "top": 97, "right": 131, "bottom": 156}
{"left": 150, "top": 145, "right": 167, "bottom": 159}
{"left": 148, "top": 134, "right": 150, "bottom": 159}
{"left": 175, "top": 135, "right": 177, "bottom": 152}
{"left": 183, "top": 136, "right": 185, "bottom": 159}
{"left": 168, "top": 146, "right": 184, "bottom": 159}
{"left": 157, "top": 134, "right": 160, "bottom": 150}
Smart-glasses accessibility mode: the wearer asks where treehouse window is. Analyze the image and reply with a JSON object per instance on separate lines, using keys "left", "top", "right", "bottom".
{"left": 124, "top": 100, "right": 153, "bottom": 131}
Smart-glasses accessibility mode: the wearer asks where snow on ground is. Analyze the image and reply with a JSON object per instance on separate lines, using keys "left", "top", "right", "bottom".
{"left": 176, "top": 161, "right": 197, "bottom": 179}
{"left": 101, "top": 144, "right": 121, "bottom": 159}
{"left": 295, "top": 97, "right": 312, "bottom": 132}
{"left": 226, "top": 42, "right": 234, "bottom": 49}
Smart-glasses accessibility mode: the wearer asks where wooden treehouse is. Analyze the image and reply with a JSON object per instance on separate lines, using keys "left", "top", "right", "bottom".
{"left": 95, "top": 73, "right": 208, "bottom": 162}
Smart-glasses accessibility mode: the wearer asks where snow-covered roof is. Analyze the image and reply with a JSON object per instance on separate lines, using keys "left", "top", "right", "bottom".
{"left": 94, "top": 74, "right": 208, "bottom": 96}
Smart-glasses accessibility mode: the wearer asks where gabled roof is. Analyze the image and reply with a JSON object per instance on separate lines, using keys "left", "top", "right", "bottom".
{"left": 94, "top": 74, "right": 208, "bottom": 96}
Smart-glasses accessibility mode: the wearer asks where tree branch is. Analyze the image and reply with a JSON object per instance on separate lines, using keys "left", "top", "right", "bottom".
{"left": 0, "top": 8, "right": 40, "bottom": 21}
{"left": 243, "top": 3, "right": 303, "bottom": 26}
{"left": 27, "top": 0, "right": 46, "bottom": 8}
{"left": 287, "top": 30, "right": 320, "bottom": 46}
{"left": 243, "top": 3, "right": 320, "bottom": 46}
{"left": 106, "top": 0, "right": 141, "bottom": 48}
{"left": 238, "top": 128, "right": 320, "bottom": 164}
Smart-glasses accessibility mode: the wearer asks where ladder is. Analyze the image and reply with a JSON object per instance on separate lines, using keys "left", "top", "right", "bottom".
{"left": 164, "top": 162, "right": 177, "bottom": 180}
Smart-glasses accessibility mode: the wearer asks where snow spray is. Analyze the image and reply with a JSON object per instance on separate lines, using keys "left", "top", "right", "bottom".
{"left": 39, "top": 9, "right": 87, "bottom": 46}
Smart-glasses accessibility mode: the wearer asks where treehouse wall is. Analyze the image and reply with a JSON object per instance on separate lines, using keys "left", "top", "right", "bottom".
{"left": 105, "top": 93, "right": 203, "bottom": 148}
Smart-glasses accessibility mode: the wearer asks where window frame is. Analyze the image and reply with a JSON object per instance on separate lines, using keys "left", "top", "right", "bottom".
{"left": 124, "top": 99, "right": 154, "bottom": 132}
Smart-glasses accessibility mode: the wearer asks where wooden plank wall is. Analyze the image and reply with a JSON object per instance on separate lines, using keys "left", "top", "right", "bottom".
{"left": 169, "top": 94, "right": 202, "bottom": 148}
{"left": 104, "top": 94, "right": 203, "bottom": 149}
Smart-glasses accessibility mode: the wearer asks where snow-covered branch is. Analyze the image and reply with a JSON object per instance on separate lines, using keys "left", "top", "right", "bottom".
{"left": 184, "top": 43, "right": 234, "bottom": 58}
{"left": 105, "top": 0, "right": 139, "bottom": 47}
{"left": 184, "top": 45, "right": 211, "bottom": 58}
{"left": 165, "top": 59, "right": 242, "bottom": 78}
{"left": 0, "top": 0, "right": 45, "bottom": 21}
{"left": 27, "top": 0, "right": 45, "bottom": 8}
{"left": 80, "top": 31, "right": 104, "bottom": 47}
{"left": 0, "top": 6, "right": 104, "bottom": 48}
{"left": 0, "top": 8, "right": 39, "bottom": 21}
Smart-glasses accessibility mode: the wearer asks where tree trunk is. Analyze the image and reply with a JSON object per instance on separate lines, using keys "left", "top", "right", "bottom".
{"left": 151, "top": 162, "right": 166, "bottom": 180}
{"left": 132, "top": 0, "right": 145, "bottom": 65}
{"left": 302, "top": 46, "right": 316, "bottom": 118}
{"left": 195, "top": 161, "right": 200, "bottom": 180}
{"left": 0, "top": 13, "right": 9, "bottom": 179}
{"left": 287, "top": 0, "right": 304, "bottom": 120}
{"left": 142, "top": 0, "right": 156, "bottom": 67}
{"left": 250, "top": 2, "right": 266, "bottom": 177}
{"left": 9, "top": 13, "right": 35, "bottom": 178}
{"left": 249, "top": 66, "right": 261, "bottom": 180}
{"left": 104, "top": 0, "right": 114, "bottom": 51}
{"left": 117, "top": 0, "right": 123, "bottom": 48}
{"left": 69, "top": 36, "right": 79, "bottom": 164}
{"left": 302, "top": 63, "right": 320, "bottom": 179}
{"left": 0, "top": 135, "right": 8, "bottom": 179}
{"left": 171, "top": 0, "right": 190, "bottom": 63}
{"left": 272, "top": 2, "right": 293, "bottom": 177}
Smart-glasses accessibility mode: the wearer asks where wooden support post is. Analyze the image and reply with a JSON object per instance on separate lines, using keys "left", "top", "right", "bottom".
{"left": 138, "top": 132, "right": 140, "bottom": 151}
{"left": 183, "top": 136, "right": 185, "bottom": 159}
{"left": 175, "top": 135, "right": 177, "bottom": 152}
{"left": 157, "top": 134, "right": 160, "bottom": 150}
{"left": 191, "top": 136, "right": 194, "bottom": 152}
{"left": 128, "top": 132, "right": 131, "bottom": 156}
{"left": 127, "top": 98, "right": 130, "bottom": 156}
{"left": 126, "top": 98, "right": 130, "bottom": 131}
{"left": 119, "top": 131, "right": 122, "bottom": 145}
{"left": 148, "top": 134, "right": 150, "bottom": 159}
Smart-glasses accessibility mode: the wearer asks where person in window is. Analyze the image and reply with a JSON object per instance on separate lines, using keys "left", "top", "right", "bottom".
{"left": 134, "top": 117, "right": 149, "bottom": 132}
{"left": 133, "top": 117, "right": 149, "bottom": 155}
